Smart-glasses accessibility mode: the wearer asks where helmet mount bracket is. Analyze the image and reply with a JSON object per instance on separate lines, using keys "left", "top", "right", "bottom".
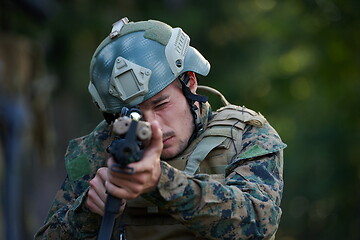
{"left": 109, "top": 57, "right": 151, "bottom": 105}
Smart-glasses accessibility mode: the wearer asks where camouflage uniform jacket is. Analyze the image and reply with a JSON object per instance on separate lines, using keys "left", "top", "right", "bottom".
{"left": 35, "top": 103, "right": 286, "bottom": 239}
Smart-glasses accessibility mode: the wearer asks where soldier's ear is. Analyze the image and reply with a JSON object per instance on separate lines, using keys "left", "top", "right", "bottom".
{"left": 187, "top": 71, "right": 198, "bottom": 93}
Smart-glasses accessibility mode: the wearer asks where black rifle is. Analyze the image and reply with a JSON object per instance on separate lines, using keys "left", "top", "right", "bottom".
{"left": 98, "top": 107, "right": 151, "bottom": 240}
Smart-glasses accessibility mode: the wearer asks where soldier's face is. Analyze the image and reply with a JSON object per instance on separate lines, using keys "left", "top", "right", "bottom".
{"left": 140, "top": 80, "right": 196, "bottom": 160}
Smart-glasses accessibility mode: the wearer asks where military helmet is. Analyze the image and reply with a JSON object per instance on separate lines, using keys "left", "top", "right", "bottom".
{"left": 88, "top": 17, "right": 210, "bottom": 114}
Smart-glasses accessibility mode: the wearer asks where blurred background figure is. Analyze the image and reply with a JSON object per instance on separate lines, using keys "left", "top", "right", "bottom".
{"left": 0, "top": 33, "right": 55, "bottom": 240}
{"left": 0, "top": 0, "right": 56, "bottom": 239}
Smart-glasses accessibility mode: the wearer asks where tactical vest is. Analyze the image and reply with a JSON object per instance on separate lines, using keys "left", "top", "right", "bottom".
{"left": 121, "top": 105, "right": 268, "bottom": 240}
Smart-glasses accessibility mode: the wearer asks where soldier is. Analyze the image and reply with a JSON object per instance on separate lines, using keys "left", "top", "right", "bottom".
{"left": 35, "top": 18, "right": 286, "bottom": 239}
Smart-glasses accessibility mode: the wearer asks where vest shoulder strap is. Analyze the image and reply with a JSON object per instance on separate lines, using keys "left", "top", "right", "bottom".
{"left": 184, "top": 105, "right": 266, "bottom": 175}
{"left": 183, "top": 135, "right": 227, "bottom": 175}
{"left": 209, "top": 104, "right": 267, "bottom": 128}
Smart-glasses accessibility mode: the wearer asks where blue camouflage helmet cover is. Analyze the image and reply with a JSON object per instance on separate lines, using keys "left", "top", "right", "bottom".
{"left": 88, "top": 18, "right": 211, "bottom": 114}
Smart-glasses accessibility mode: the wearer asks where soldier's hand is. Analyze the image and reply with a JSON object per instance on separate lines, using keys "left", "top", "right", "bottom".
{"left": 106, "top": 120, "right": 163, "bottom": 200}
{"left": 86, "top": 167, "right": 126, "bottom": 216}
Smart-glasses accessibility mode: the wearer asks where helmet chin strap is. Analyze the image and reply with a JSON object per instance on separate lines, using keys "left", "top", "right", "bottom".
{"left": 179, "top": 72, "right": 208, "bottom": 145}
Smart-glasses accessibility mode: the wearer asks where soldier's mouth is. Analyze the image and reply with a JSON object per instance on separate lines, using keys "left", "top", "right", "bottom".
{"left": 163, "top": 136, "right": 174, "bottom": 145}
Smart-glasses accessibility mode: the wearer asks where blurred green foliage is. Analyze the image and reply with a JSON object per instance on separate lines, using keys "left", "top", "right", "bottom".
{"left": 2, "top": 0, "right": 359, "bottom": 239}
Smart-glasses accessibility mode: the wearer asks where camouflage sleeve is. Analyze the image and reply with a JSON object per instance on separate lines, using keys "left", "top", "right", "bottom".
{"left": 34, "top": 176, "right": 101, "bottom": 239}
{"left": 143, "top": 123, "right": 285, "bottom": 239}
{"left": 35, "top": 121, "right": 111, "bottom": 239}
